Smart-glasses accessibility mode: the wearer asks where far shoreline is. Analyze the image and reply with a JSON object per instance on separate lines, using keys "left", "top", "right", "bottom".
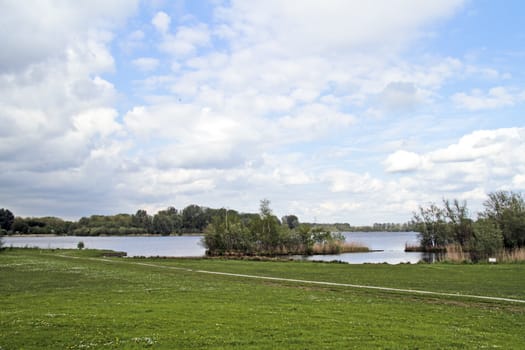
{"left": 5, "top": 233, "right": 204, "bottom": 238}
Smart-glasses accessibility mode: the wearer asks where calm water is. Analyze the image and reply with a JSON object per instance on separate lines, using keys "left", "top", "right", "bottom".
{"left": 303, "top": 231, "right": 423, "bottom": 264}
{"left": 3, "top": 235, "right": 205, "bottom": 257}
{"left": 3, "top": 231, "right": 424, "bottom": 264}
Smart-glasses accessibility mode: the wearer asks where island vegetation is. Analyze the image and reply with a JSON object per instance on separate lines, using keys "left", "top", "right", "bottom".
{"left": 411, "top": 191, "right": 525, "bottom": 262}
{"left": 203, "top": 199, "right": 368, "bottom": 256}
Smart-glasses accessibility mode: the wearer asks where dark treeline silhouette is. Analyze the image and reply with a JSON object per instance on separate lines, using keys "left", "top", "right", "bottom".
{"left": 1, "top": 205, "right": 247, "bottom": 236}
{"left": 1, "top": 205, "right": 417, "bottom": 237}
{"left": 304, "top": 222, "right": 417, "bottom": 232}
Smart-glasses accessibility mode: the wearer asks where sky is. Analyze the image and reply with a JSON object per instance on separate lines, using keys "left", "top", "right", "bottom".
{"left": 1, "top": 0, "right": 524, "bottom": 225}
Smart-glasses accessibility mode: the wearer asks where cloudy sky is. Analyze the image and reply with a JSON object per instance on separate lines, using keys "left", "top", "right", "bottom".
{"left": 1, "top": 1, "right": 524, "bottom": 224}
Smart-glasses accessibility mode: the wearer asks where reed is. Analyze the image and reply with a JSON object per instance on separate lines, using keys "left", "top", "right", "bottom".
{"left": 312, "top": 241, "right": 369, "bottom": 254}
{"left": 404, "top": 243, "right": 423, "bottom": 252}
{"left": 443, "top": 243, "right": 467, "bottom": 263}
{"left": 496, "top": 247, "right": 525, "bottom": 263}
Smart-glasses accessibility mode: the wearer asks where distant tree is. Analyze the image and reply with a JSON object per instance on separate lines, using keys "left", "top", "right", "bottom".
{"left": 0, "top": 208, "right": 15, "bottom": 232}
{"left": 182, "top": 205, "right": 208, "bottom": 232}
{"left": 282, "top": 215, "right": 299, "bottom": 230}
{"left": 12, "top": 217, "right": 29, "bottom": 234}
{"left": 131, "top": 209, "right": 152, "bottom": 231}
{"left": 152, "top": 213, "right": 174, "bottom": 235}
{"left": 154, "top": 207, "right": 182, "bottom": 234}
{"left": 164, "top": 207, "right": 183, "bottom": 233}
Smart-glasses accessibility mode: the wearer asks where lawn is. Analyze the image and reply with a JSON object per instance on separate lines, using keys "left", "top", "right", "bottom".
{"left": 1, "top": 248, "right": 524, "bottom": 349}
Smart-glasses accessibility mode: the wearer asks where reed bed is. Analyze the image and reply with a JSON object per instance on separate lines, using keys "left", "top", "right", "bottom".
{"left": 404, "top": 243, "right": 423, "bottom": 252}
{"left": 496, "top": 247, "right": 525, "bottom": 263}
{"left": 442, "top": 244, "right": 467, "bottom": 263}
{"left": 312, "top": 241, "right": 370, "bottom": 254}
{"left": 436, "top": 245, "right": 525, "bottom": 263}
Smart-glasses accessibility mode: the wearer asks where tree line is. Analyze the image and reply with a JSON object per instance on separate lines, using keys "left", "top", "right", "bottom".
{"left": 308, "top": 222, "right": 417, "bottom": 232}
{"left": 0, "top": 204, "right": 258, "bottom": 236}
{"left": 0, "top": 204, "right": 416, "bottom": 238}
{"left": 412, "top": 191, "right": 525, "bottom": 261}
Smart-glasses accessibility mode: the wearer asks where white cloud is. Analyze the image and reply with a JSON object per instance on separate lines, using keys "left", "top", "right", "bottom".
{"left": 277, "top": 104, "right": 355, "bottom": 142}
{"left": 0, "top": 0, "right": 138, "bottom": 73}
{"left": 382, "top": 128, "right": 525, "bottom": 210}
{"left": 513, "top": 175, "right": 525, "bottom": 189}
{"left": 123, "top": 103, "right": 261, "bottom": 169}
{"left": 73, "top": 108, "right": 121, "bottom": 138}
{"left": 379, "top": 81, "right": 425, "bottom": 111}
{"left": 4, "top": 0, "right": 525, "bottom": 226}
{"left": 322, "top": 170, "right": 383, "bottom": 193}
{"left": 216, "top": 0, "right": 465, "bottom": 56}
{"left": 152, "top": 11, "right": 171, "bottom": 34}
{"left": 159, "top": 24, "right": 210, "bottom": 56}
{"left": 0, "top": 1, "right": 139, "bottom": 216}
{"left": 452, "top": 86, "right": 525, "bottom": 110}
{"left": 385, "top": 150, "right": 425, "bottom": 173}
{"left": 319, "top": 201, "right": 362, "bottom": 213}
{"left": 120, "top": 30, "right": 145, "bottom": 53}
{"left": 429, "top": 129, "right": 521, "bottom": 163}
{"left": 132, "top": 57, "right": 160, "bottom": 72}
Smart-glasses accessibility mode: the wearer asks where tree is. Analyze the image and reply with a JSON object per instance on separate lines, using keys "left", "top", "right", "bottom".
{"left": 131, "top": 209, "right": 152, "bottom": 231}
{"left": 250, "top": 199, "right": 282, "bottom": 253}
{"left": 12, "top": 217, "right": 29, "bottom": 234}
{"left": 152, "top": 214, "right": 173, "bottom": 235}
{"left": 469, "top": 219, "right": 503, "bottom": 262}
{"left": 412, "top": 203, "right": 451, "bottom": 249}
{"left": 480, "top": 191, "right": 525, "bottom": 248}
{"left": 443, "top": 199, "right": 473, "bottom": 247}
{"left": 282, "top": 215, "right": 299, "bottom": 230}
{"left": 182, "top": 205, "right": 207, "bottom": 232}
{"left": 203, "top": 210, "right": 252, "bottom": 255}
{"left": 0, "top": 208, "right": 15, "bottom": 232}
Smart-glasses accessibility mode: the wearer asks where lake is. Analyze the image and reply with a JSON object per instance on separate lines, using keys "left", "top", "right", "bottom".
{"left": 303, "top": 231, "right": 424, "bottom": 264}
{"left": 3, "top": 231, "right": 425, "bottom": 264}
{"left": 3, "top": 235, "right": 205, "bottom": 258}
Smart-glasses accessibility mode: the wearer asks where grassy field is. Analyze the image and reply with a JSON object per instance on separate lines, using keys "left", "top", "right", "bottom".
{"left": 1, "top": 249, "right": 524, "bottom": 349}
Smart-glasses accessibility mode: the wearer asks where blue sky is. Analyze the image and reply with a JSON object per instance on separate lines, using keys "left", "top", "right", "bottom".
{"left": 1, "top": 0, "right": 524, "bottom": 224}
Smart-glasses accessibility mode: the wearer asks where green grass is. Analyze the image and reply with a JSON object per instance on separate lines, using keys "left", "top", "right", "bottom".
{"left": 1, "top": 249, "right": 524, "bottom": 349}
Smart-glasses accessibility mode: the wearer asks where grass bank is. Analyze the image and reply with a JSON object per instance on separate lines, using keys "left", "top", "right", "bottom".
{"left": 1, "top": 248, "right": 524, "bottom": 349}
